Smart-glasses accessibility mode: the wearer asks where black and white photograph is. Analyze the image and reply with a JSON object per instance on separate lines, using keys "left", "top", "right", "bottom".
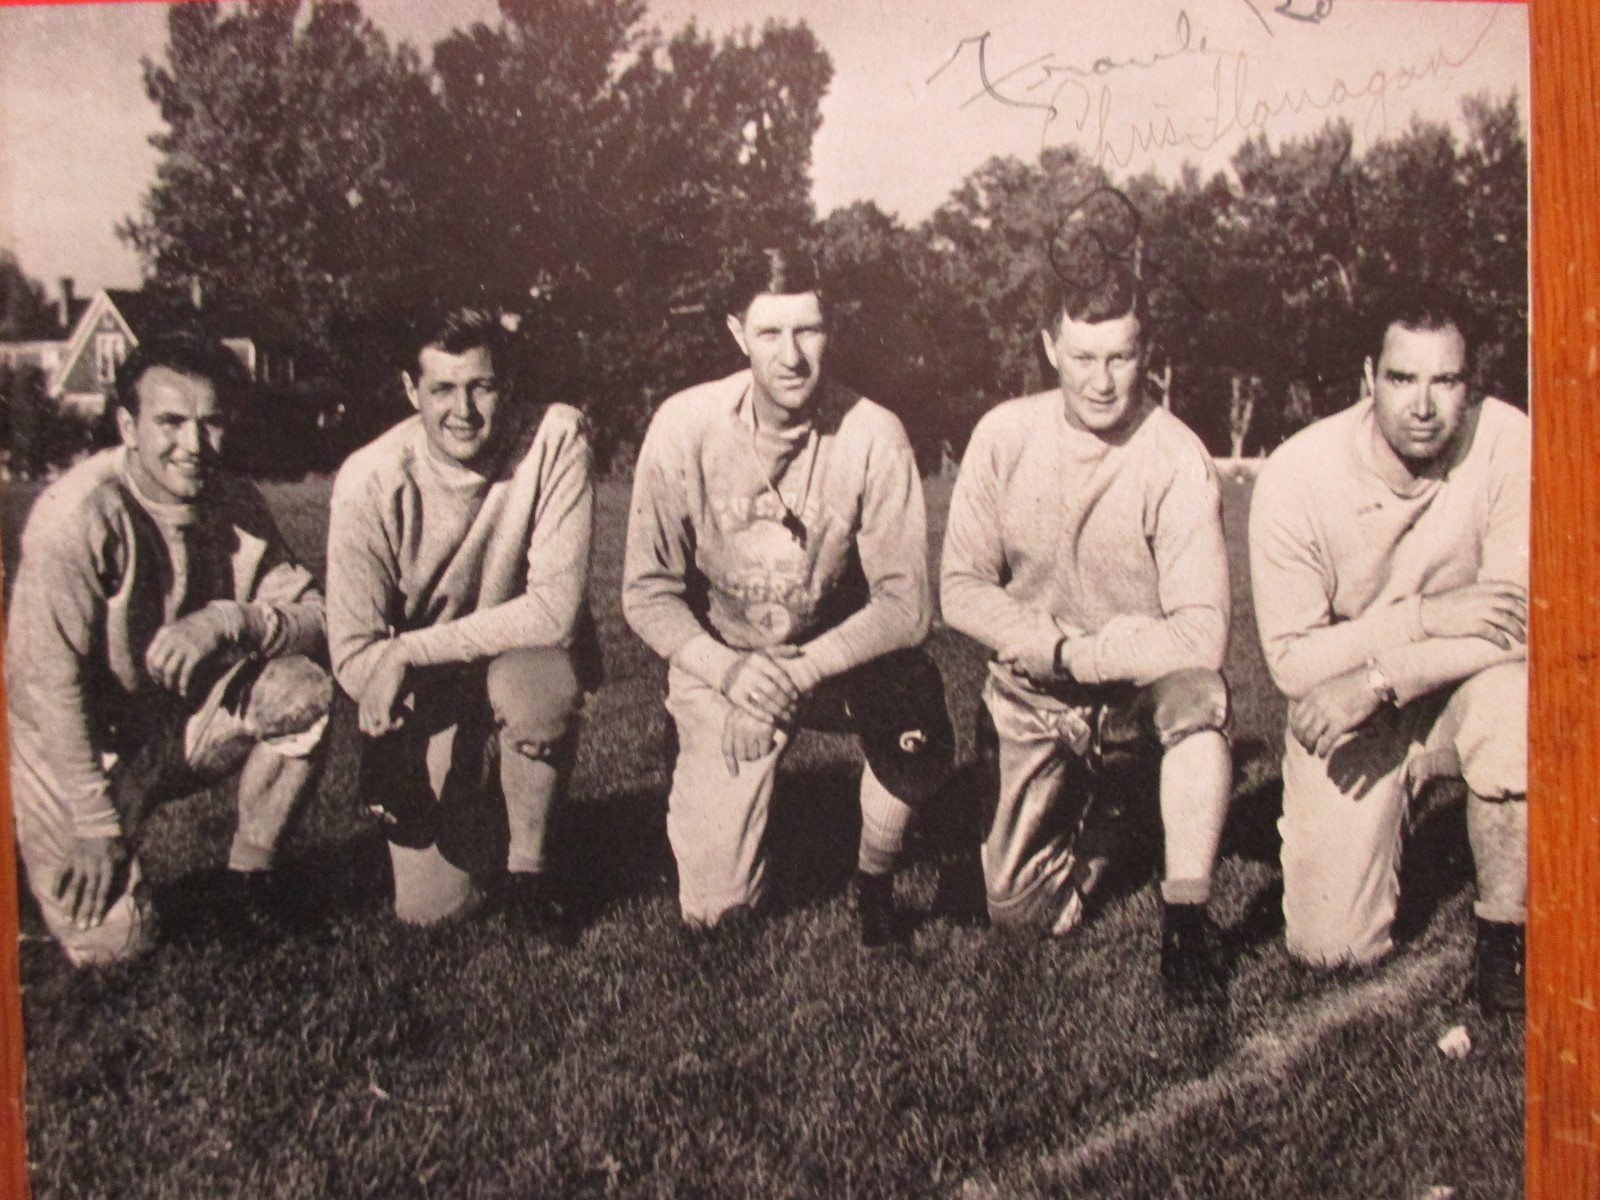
{"left": 0, "top": 0, "right": 1530, "bottom": 1194}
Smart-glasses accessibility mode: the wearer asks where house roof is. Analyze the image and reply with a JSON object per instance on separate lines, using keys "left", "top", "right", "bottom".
{"left": 49, "top": 288, "right": 296, "bottom": 398}
{"left": 101, "top": 288, "right": 295, "bottom": 346}
{"left": 100, "top": 290, "right": 196, "bottom": 342}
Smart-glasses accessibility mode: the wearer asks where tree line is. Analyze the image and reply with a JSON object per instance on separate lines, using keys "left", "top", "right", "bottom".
{"left": 3, "top": 0, "right": 1526, "bottom": 476}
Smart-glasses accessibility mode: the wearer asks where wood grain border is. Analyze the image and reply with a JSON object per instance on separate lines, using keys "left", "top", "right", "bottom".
{"left": 1527, "top": 1, "right": 1600, "bottom": 1196}
{"left": 0, "top": 1, "right": 1594, "bottom": 1196}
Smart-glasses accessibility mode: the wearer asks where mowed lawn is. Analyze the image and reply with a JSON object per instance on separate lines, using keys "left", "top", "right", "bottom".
{"left": 2, "top": 473, "right": 1520, "bottom": 1200}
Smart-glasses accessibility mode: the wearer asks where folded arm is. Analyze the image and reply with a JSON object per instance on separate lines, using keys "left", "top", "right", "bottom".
{"left": 12, "top": 522, "right": 121, "bottom": 838}
{"left": 621, "top": 421, "right": 745, "bottom": 693}
{"left": 1253, "top": 425, "right": 1529, "bottom": 706}
{"left": 325, "top": 468, "right": 403, "bottom": 704}
{"left": 1249, "top": 475, "right": 1429, "bottom": 700}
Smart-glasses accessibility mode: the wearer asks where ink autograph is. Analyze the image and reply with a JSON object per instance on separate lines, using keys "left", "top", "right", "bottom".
{"left": 930, "top": 2, "right": 1499, "bottom": 170}
{"left": 1049, "top": 183, "right": 1213, "bottom": 316}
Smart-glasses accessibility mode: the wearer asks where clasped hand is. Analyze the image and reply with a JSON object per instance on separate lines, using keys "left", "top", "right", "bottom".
{"left": 1290, "top": 666, "right": 1382, "bottom": 758}
{"left": 718, "top": 648, "right": 807, "bottom": 776}
{"left": 358, "top": 640, "right": 412, "bottom": 738}
{"left": 997, "top": 624, "right": 1083, "bottom": 686}
{"left": 721, "top": 707, "right": 781, "bottom": 776}
{"left": 720, "top": 648, "right": 804, "bottom": 725}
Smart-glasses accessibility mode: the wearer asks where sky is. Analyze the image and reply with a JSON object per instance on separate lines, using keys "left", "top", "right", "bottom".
{"left": 0, "top": 0, "right": 1528, "bottom": 299}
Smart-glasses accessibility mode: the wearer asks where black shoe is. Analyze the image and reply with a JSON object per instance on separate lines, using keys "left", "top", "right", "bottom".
{"left": 854, "top": 870, "right": 901, "bottom": 949}
{"left": 1474, "top": 918, "right": 1525, "bottom": 1014}
{"left": 1160, "top": 902, "right": 1227, "bottom": 1006}
{"left": 219, "top": 869, "right": 294, "bottom": 944}
{"left": 503, "top": 872, "right": 571, "bottom": 948}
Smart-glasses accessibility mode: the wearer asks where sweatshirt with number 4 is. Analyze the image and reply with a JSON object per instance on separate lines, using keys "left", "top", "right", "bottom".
{"left": 622, "top": 371, "right": 931, "bottom": 695}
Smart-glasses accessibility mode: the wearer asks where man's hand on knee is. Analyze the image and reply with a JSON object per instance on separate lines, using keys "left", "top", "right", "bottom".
{"left": 53, "top": 834, "right": 129, "bottom": 930}
{"left": 1290, "top": 666, "right": 1383, "bottom": 758}
{"left": 145, "top": 606, "right": 235, "bottom": 699}
{"left": 721, "top": 652, "right": 801, "bottom": 725}
{"left": 359, "top": 641, "right": 413, "bottom": 738}
{"left": 997, "top": 631, "right": 1066, "bottom": 687}
{"left": 722, "top": 708, "right": 780, "bottom": 777}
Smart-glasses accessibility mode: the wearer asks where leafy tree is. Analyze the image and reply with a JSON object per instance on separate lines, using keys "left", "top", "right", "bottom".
{"left": 121, "top": 1, "right": 437, "bottom": 362}
{"left": 818, "top": 201, "right": 991, "bottom": 468}
{"left": 1453, "top": 95, "right": 1528, "bottom": 408}
{"left": 1, "top": 364, "right": 91, "bottom": 479}
{"left": 426, "top": 2, "right": 831, "bottom": 467}
{"left": 124, "top": 0, "right": 833, "bottom": 469}
{"left": 0, "top": 253, "right": 59, "bottom": 341}
{"left": 915, "top": 97, "right": 1526, "bottom": 458}
{"left": 927, "top": 147, "right": 1115, "bottom": 411}
{"left": 123, "top": 0, "right": 1522, "bottom": 470}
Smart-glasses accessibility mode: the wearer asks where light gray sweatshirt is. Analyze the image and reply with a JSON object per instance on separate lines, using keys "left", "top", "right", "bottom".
{"left": 326, "top": 404, "right": 593, "bottom": 702}
{"left": 941, "top": 394, "right": 1229, "bottom": 700}
{"left": 1250, "top": 396, "right": 1528, "bottom": 704}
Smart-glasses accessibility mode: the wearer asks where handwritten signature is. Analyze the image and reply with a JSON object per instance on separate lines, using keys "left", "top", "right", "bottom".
{"left": 932, "top": 6, "right": 1497, "bottom": 172}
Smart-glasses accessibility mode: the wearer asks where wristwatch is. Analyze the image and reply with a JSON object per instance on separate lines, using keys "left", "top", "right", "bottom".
{"left": 1365, "top": 657, "right": 1398, "bottom": 706}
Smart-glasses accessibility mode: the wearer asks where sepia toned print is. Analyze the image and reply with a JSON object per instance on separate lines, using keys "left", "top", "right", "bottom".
{"left": 0, "top": 1, "right": 1529, "bottom": 1195}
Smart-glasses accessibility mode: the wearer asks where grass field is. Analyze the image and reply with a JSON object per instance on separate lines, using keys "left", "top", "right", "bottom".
{"left": 4, "top": 474, "right": 1521, "bottom": 1199}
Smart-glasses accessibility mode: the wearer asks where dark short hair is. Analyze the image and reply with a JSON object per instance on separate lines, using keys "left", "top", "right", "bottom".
{"left": 114, "top": 330, "right": 250, "bottom": 417}
{"left": 724, "top": 245, "right": 824, "bottom": 320}
{"left": 1366, "top": 285, "right": 1476, "bottom": 367}
{"left": 1048, "top": 261, "right": 1148, "bottom": 337}
{"left": 405, "top": 307, "right": 513, "bottom": 378}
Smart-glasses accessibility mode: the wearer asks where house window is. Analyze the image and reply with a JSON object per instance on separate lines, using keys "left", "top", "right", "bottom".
{"left": 95, "top": 333, "right": 126, "bottom": 384}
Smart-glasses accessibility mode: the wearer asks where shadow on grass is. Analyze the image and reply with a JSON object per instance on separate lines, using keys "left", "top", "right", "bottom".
{"left": 561, "top": 761, "right": 875, "bottom": 924}
{"left": 127, "top": 756, "right": 956, "bottom": 945}
{"left": 1392, "top": 781, "right": 1474, "bottom": 948}
{"left": 1219, "top": 736, "right": 1286, "bottom": 865}
{"left": 561, "top": 785, "right": 675, "bottom": 922}
{"left": 150, "top": 832, "right": 394, "bottom": 949}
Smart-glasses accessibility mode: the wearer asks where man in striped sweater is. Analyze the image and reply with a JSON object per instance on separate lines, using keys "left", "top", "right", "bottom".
{"left": 6, "top": 331, "right": 333, "bottom": 965}
{"left": 623, "top": 246, "right": 954, "bottom": 946}
{"left": 941, "top": 264, "right": 1233, "bottom": 1003}
{"left": 327, "top": 307, "right": 596, "bottom": 937}
{"left": 1250, "top": 288, "right": 1528, "bottom": 1011}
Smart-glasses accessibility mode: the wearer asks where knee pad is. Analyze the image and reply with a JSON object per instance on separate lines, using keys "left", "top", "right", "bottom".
{"left": 860, "top": 725, "right": 955, "bottom": 807}
{"left": 390, "top": 843, "right": 482, "bottom": 925}
{"left": 360, "top": 730, "right": 441, "bottom": 850}
{"left": 247, "top": 656, "right": 334, "bottom": 743}
{"left": 1147, "top": 668, "right": 1229, "bottom": 747}
{"left": 487, "top": 647, "right": 582, "bottom": 743}
{"left": 846, "top": 650, "right": 957, "bottom": 807}
{"left": 856, "top": 692, "right": 956, "bottom": 809}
